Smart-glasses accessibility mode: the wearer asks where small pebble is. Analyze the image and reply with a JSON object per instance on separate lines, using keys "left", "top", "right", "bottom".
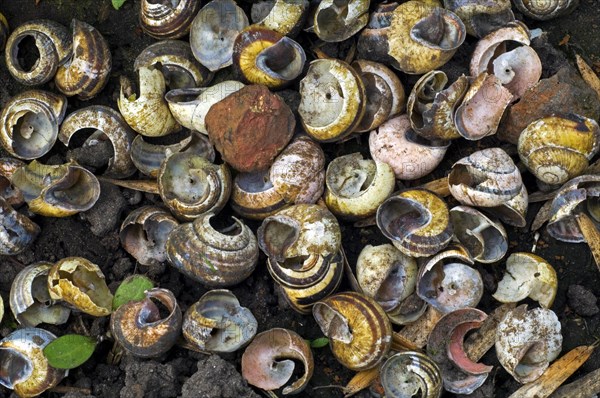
{"left": 567, "top": 285, "right": 599, "bottom": 316}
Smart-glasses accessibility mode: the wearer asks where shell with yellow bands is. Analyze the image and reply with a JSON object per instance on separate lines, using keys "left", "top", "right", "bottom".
{"left": 387, "top": 1, "right": 466, "bottom": 74}
{"left": 47, "top": 257, "right": 113, "bottom": 317}
{"left": 377, "top": 189, "right": 453, "bottom": 257}
{"left": 325, "top": 153, "right": 395, "bottom": 220}
{"left": 252, "top": 0, "right": 309, "bottom": 37}
{"left": 11, "top": 160, "right": 100, "bottom": 217}
{"left": 230, "top": 170, "right": 289, "bottom": 220}
{"left": 518, "top": 114, "right": 600, "bottom": 186}
{"left": 0, "top": 328, "right": 66, "bottom": 398}
{"left": 313, "top": 292, "right": 392, "bottom": 371}
{"left": 298, "top": 59, "right": 366, "bottom": 142}
{"left": 233, "top": 26, "right": 305, "bottom": 89}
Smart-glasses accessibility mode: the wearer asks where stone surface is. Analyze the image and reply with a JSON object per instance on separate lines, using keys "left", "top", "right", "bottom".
{"left": 120, "top": 359, "right": 179, "bottom": 398}
{"left": 567, "top": 284, "right": 599, "bottom": 317}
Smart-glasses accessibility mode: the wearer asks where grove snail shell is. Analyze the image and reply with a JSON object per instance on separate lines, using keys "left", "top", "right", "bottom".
{"left": 140, "top": 0, "right": 200, "bottom": 39}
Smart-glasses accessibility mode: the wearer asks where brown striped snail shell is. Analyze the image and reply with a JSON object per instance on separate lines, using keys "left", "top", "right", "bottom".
{"left": 268, "top": 251, "right": 344, "bottom": 314}
{"left": 448, "top": 147, "right": 523, "bottom": 207}
{"left": 0, "top": 12, "right": 8, "bottom": 51}
{"left": 190, "top": 0, "right": 249, "bottom": 72}
{"left": 59, "top": 105, "right": 137, "bottom": 179}
{"left": 381, "top": 351, "right": 443, "bottom": 398}
{"left": 166, "top": 212, "right": 258, "bottom": 287}
{"left": 443, "top": 0, "right": 514, "bottom": 38}
{"left": 230, "top": 170, "right": 288, "bottom": 220}
{"left": 251, "top": 0, "right": 309, "bottom": 37}
{"left": 487, "top": 184, "right": 528, "bottom": 228}
{"left": 11, "top": 160, "right": 100, "bottom": 217}
{"left": 427, "top": 308, "right": 491, "bottom": 394}
{"left": 120, "top": 206, "right": 179, "bottom": 266}
{"left": 298, "top": 59, "right": 366, "bottom": 142}
{"left": 324, "top": 153, "right": 395, "bottom": 220}
{"left": 242, "top": 328, "right": 314, "bottom": 394}
{"left": 312, "top": 0, "right": 370, "bottom": 42}
{"left": 158, "top": 152, "right": 231, "bottom": 221}
{"left": 54, "top": 20, "right": 111, "bottom": 100}
{"left": 182, "top": 289, "right": 257, "bottom": 352}
{"left": 5, "top": 19, "right": 71, "bottom": 86}
{"left": 232, "top": 26, "right": 306, "bottom": 89}
{"left": 513, "top": 0, "right": 579, "bottom": 20}
{"left": 0, "top": 328, "right": 67, "bottom": 398}
{"left": 518, "top": 114, "right": 600, "bottom": 186}
{"left": 377, "top": 189, "right": 453, "bottom": 258}
{"left": 0, "top": 196, "right": 40, "bottom": 256}
{"left": 111, "top": 288, "right": 182, "bottom": 358}
{"left": 0, "top": 89, "right": 66, "bottom": 160}
{"left": 369, "top": 115, "right": 449, "bottom": 180}
{"left": 134, "top": 40, "right": 213, "bottom": 89}
{"left": 140, "top": 0, "right": 200, "bottom": 39}
{"left": 313, "top": 291, "right": 392, "bottom": 371}
{"left": 47, "top": 257, "right": 113, "bottom": 317}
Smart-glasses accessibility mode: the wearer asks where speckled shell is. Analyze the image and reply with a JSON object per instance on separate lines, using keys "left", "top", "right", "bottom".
{"left": 495, "top": 305, "right": 562, "bottom": 383}
{"left": 47, "top": 257, "right": 113, "bottom": 316}
{"left": 111, "top": 288, "right": 182, "bottom": 358}
{"left": 54, "top": 20, "right": 111, "bottom": 100}
{"left": 134, "top": 40, "right": 212, "bottom": 89}
{"left": 0, "top": 90, "right": 66, "bottom": 160}
{"left": 518, "top": 114, "right": 600, "bottom": 186}
{"left": 140, "top": 0, "right": 200, "bottom": 39}
{"left": 369, "top": 114, "right": 449, "bottom": 180}
{"left": 313, "top": 0, "right": 370, "bottom": 42}
{"left": 242, "top": 328, "right": 314, "bottom": 394}
{"left": 407, "top": 71, "right": 468, "bottom": 141}
{"left": 166, "top": 212, "right": 258, "bottom": 287}
{"left": 120, "top": 206, "right": 179, "bottom": 266}
{"left": 118, "top": 67, "right": 181, "bottom": 137}
{"left": 377, "top": 189, "right": 453, "bottom": 257}
{"left": 381, "top": 351, "right": 443, "bottom": 398}
{"left": 443, "top": 0, "right": 514, "bottom": 37}
{"left": 5, "top": 19, "right": 71, "bottom": 86}
{"left": 387, "top": 1, "right": 466, "bottom": 74}
{"left": 59, "top": 105, "right": 137, "bottom": 178}
{"left": 513, "top": 0, "right": 579, "bottom": 20}
{"left": 183, "top": 290, "right": 257, "bottom": 353}
{"left": 11, "top": 160, "right": 100, "bottom": 217}
{"left": 251, "top": 0, "right": 309, "bottom": 37}
{"left": 448, "top": 148, "right": 523, "bottom": 207}
{"left": 416, "top": 245, "right": 483, "bottom": 313}
{"left": 233, "top": 26, "right": 305, "bottom": 89}
{"left": 158, "top": 152, "right": 231, "bottom": 221}
{"left": 325, "top": 153, "right": 395, "bottom": 220}
{"left": 230, "top": 170, "right": 288, "bottom": 220}
{"left": 190, "top": 0, "right": 249, "bottom": 72}
{"left": 270, "top": 136, "right": 325, "bottom": 204}
{"left": 0, "top": 328, "right": 66, "bottom": 398}
{"left": 258, "top": 204, "right": 341, "bottom": 262}
{"left": 10, "top": 262, "right": 70, "bottom": 327}
{"left": 0, "top": 196, "right": 40, "bottom": 256}
{"left": 298, "top": 59, "right": 366, "bottom": 142}
{"left": 313, "top": 292, "right": 392, "bottom": 371}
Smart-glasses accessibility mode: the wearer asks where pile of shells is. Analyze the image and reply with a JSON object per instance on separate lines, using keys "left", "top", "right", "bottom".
{"left": 0, "top": 0, "right": 598, "bottom": 396}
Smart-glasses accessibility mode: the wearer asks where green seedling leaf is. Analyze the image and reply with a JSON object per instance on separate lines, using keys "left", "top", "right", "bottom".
{"left": 310, "top": 337, "right": 329, "bottom": 348}
{"left": 112, "top": 0, "right": 128, "bottom": 10}
{"left": 112, "top": 275, "right": 154, "bottom": 310}
{"left": 43, "top": 334, "right": 97, "bottom": 370}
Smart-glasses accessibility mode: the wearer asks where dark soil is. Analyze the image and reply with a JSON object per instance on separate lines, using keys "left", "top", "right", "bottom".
{"left": 0, "top": 1, "right": 599, "bottom": 398}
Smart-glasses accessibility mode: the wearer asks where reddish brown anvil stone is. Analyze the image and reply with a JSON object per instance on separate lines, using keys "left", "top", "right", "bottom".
{"left": 205, "top": 85, "right": 295, "bottom": 173}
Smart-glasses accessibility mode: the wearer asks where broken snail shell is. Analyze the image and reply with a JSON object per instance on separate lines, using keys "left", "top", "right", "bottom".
{"left": 166, "top": 212, "right": 258, "bottom": 287}
{"left": 0, "top": 158, "right": 24, "bottom": 207}
{"left": 488, "top": 184, "right": 528, "bottom": 228}
{"left": 120, "top": 206, "right": 179, "bottom": 266}
{"left": 369, "top": 114, "right": 449, "bottom": 180}
{"left": 298, "top": 59, "right": 366, "bottom": 142}
{"left": 140, "top": 0, "right": 200, "bottom": 39}
{"left": 313, "top": 291, "right": 392, "bottom": 371}
{"left": 443, "top": 0, "right": 514, "bottom": 37}
{"left": 0, "top": 89, "right": 67, "bottom": 160}
{"left": 381, "top": 351, "right": 443, "bottom": 398}
{"left": 230, "top": 170, "right": 288, "bottom": 220}
{"left": 47, "top": 257, "right": 113, "bottom": 317}
{"left": 11, "top": 160, "right": 100, "bottom": 217}
{"left": 495, "top": 305, "right": 562, "bottom": 383}
{"left": 158, "top": 152, "right": 231, "bottom": 221}
{"left": 59, "top": 105, "right": 137, "bottom": 179}
{"left": 5, "top": 19, "right": 71, "bottom": 86}
{"left": 312, "top": 0, "right": 369, "bottom": 42}
{"left": 0, "top": 328, "right": 67, "bottom": 398}
{"left": 513, "top": 0, "right": 579, "bottom": 20}
{"left": 325, "top": 153, "right": 395, "bottom": 220}
{"left": 251, "top": 0, "right": 309, "bottom": 37}
{"left": 183, "top": 289, "right": 257, "bottom": 353}
{"left": 0, "top": 196, "right": 40, "bottom": 256}
{"left": 242, "top": 328, "right": 313, "bottom": 394}
{"left": 232, "top": 26, "right": 306, "bottom": 89}
{"left": 111, "top": 288, "right": 182, "bottom": 358}
{"left": 377, "top": 189, "right": 453, "bottom": 258}
{"left": 10, "top": 262, "right": 70, "bottom": 327}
